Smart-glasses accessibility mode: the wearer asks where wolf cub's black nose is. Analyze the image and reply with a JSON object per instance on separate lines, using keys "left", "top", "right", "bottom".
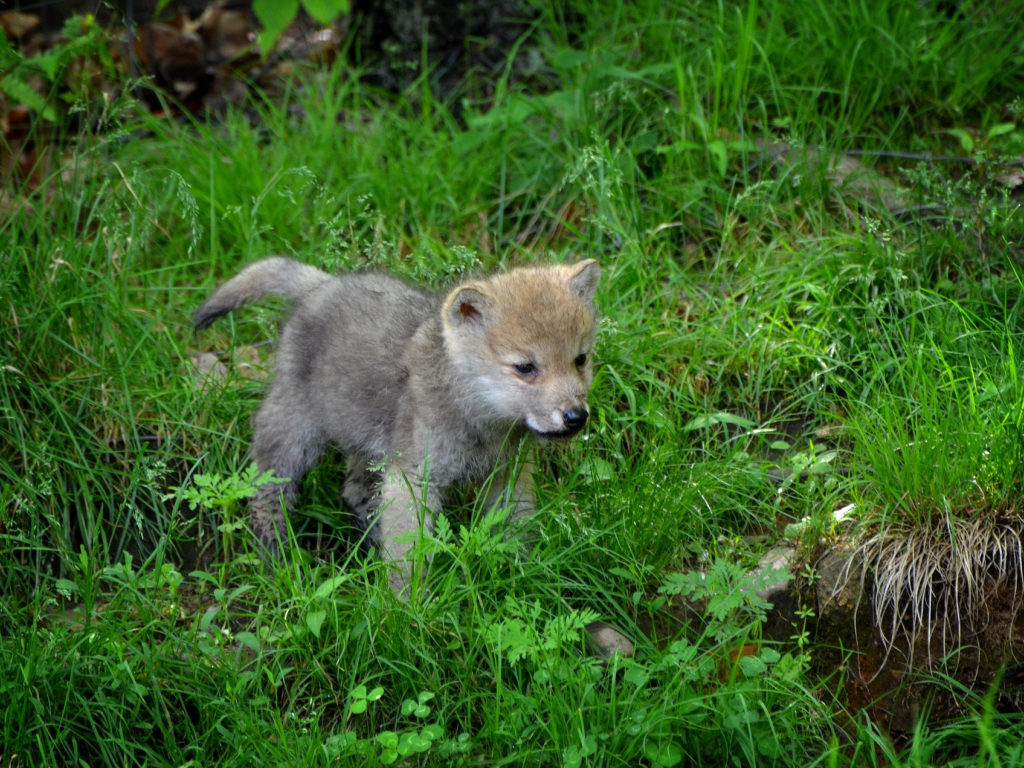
{"left": 563, "top": 408, "right": 589, "bottom": 430}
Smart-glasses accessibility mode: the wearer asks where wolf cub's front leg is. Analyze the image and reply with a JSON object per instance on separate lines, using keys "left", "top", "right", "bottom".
{"left": 483, "top": 451, "right": 537, "bottom": 529}
{"left": 377, "top": 459, "right": 440, "bottom": 596}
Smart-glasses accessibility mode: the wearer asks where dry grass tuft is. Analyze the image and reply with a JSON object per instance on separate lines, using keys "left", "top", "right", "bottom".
{"left": 844, "top": 514, "right": 1024, "bottom": 669}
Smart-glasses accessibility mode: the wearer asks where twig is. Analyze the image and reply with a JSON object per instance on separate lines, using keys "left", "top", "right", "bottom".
{"left": 844, "top": 149, "right": 1024, "bottom": 167}
{"left": 748, "top": 143, "right": 1024, "bottom": 176}
{"left": 888, "top": 204, "right": 980, "bottom": 219}
{"left": 125, "top": 0, "right": 145, "bottom": 105}
{"left": 0, "top": 0, "right": 69, "bottom": 11}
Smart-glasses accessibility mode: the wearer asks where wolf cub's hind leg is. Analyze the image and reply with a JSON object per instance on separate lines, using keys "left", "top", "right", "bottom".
{"left": 249, "top": 391, "right": 325, "bottom": 563}
{"left": 342, "top": 459, "right": 382, "bottom": 546}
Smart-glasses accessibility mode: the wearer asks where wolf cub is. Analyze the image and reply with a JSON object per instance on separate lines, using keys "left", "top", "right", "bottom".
{"left": 194, "top": 257, "right": 600, "bottom": 594}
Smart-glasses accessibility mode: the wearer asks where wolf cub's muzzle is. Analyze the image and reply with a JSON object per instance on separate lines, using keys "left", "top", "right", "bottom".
{"left": 530, "top": 407, "right": 589, "bottom": 440}
{"left": 563, "top": 407, "right": 588, "bottom": 431}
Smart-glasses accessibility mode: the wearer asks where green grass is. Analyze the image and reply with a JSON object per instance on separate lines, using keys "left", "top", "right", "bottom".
{"left": 3, "top": 0, "right": 1024, "bottom": 764}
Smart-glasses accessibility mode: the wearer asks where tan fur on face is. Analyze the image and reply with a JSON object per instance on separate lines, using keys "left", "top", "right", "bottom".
{"left": 442, "top": 261, "right": 600, "bottom": 435}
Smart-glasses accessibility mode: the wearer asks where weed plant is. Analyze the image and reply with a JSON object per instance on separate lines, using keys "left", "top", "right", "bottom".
{"left": 3, "top": 0, "right": 1024, "bottom": 764}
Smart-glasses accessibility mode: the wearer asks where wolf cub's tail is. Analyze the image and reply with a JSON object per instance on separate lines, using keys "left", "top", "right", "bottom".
{"left": 193, "top": 257, "right": 331, "bottom": 330}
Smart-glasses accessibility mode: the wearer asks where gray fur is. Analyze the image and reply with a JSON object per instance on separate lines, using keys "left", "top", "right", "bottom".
{"left": 193, "top": 257, "right": 332, "bottom": 330}
{"left": 194, "top": 257, "right": 600, "bottom": 596}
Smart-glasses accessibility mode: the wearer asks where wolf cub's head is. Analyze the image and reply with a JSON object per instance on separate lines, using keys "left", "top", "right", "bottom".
{"left": 442, "top": 260, "right": 600, "bottom": 439}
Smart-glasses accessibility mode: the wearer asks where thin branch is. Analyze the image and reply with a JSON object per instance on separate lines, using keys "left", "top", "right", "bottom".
{"left": 844, "top": 149, "right": 1024, "bottom": 167}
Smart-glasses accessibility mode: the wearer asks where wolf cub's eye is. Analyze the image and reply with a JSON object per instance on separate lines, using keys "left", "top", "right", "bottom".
{"left": 514, "top": 362, "right": 537, "bottom": 377}
{"left": 574, "top": 353, "right": 587, "bottom": 367}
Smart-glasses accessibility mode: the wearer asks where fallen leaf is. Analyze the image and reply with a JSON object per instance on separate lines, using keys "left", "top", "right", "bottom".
{"left": 134, "top": 22, "right": 211, "bottom": 110}
{"left": 0, "top": 11, "right": 40, "bottom": 39}
{"left": 234, "top": 344, "right": 271, "bottom": 380}
{"left": 0, "top": 189, "right": 34, "bottom": 219}
{"left": 198, "top": 9, "right": 256, "bottom": 64}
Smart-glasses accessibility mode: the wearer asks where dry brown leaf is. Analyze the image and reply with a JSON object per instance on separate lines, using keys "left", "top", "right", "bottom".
{"left": 233, "top": 345, "right": 271, "bottom": 381}
{"left": 814, "top": 423, "right": 844, "bottom": 439}
{"left": 0, "top": 189, "right": 33, "bottom": 219}
{"left": 135, "top": 24, "right": 204, "bottom": 75}
{"left": 198, "top": 9, "right": 255, "bottom": 64}
{"left": 0, "top": 11, "right": 40, "bottom": 39}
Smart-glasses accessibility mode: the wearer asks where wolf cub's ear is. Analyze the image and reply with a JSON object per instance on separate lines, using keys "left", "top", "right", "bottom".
{"left": 444, "top": 285, "right": 491, "bottom": 328}
{"left": 566, "top": 259, "right": 600, "bottom": 303}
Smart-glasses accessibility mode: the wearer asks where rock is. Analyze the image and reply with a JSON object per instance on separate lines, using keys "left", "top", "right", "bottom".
{"left": 815, "top": 550, "right": 866, "bottom": 618}
{"left": 748, "top": 544, "right": 800, "bottom": 642}
{"left": 585, "top": 621, "right": 635, "bottom": 660}
{"left": 189, "top": 351, "right": 227, "bottom": 386}
{"left": 750, "top": 545, "right": 798, "bottom": 602}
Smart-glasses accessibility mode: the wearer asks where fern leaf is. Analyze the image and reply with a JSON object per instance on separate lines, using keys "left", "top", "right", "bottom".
{"left": 0, "top": 74, "right": 56, "bottom": 121}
